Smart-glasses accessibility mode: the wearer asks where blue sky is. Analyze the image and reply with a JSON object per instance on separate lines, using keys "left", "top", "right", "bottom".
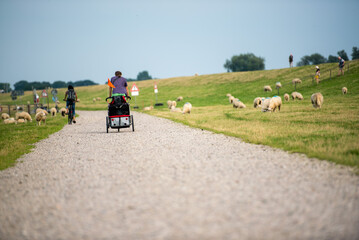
{"left": 0, "top": 0, "right": 358, "bottom": 86}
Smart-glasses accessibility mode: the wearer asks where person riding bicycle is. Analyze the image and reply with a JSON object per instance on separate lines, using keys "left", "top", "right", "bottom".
{"left": 109, "top": 71, "right": 129, "bottom": 98}
{"left": 63, "top": 85, "right": 78, "bottom": 123}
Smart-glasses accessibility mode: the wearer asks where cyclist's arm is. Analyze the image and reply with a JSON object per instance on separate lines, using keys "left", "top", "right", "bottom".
{"left": 63, "top": 93, "right": 67, "bottom": 101}
{"left": 126, "top": 86, "right": 129, "bottom": 97}
{"left": 75, "top": 92, "right": 78, "bottom": 102}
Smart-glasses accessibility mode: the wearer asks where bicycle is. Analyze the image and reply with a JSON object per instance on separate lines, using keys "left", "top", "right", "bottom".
{"left": 63, "top": 99, "right": 75, "bottom": 125}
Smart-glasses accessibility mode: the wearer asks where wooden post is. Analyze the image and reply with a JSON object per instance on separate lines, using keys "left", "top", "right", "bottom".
{"left": 27, "top": 104, "right": 30, "bottom": 114}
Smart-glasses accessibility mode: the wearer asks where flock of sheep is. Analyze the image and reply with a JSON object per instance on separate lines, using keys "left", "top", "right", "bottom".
{"left": 1, "top": 106, "right": 69, "bottom": 126}
{"left": 227, "top": 85, "right": 348, "bottom": 112}
{"left": 142, "top": 96, "right": 192, "bottom": 114}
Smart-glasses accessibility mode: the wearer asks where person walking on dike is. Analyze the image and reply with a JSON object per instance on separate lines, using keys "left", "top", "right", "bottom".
{"left": 289, "top": 54, "right": 293, "bottom": 68}
{"left": 315, "top": 66, "right": 320, "bottom": 84}
{"left": 63, "top": 85, "right": 78, "bottom": 123}
{"left": 109, "top": 71, "right": 129, "bottom": 97}
{"left": 338, "top": 56, "right": 345, "bottom": 76}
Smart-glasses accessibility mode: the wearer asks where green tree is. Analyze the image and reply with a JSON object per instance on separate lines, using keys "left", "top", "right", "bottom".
{"left": 14, "top": 80, "right": 31, "bottom": 91}
{"left": 337, "top": 50, "right": 349, "bottom": 61}
{"left": 0, "top": 83, "right": 12, "bottom": 93}
{"left": 52, "top": 81, "right": 67, "bottom": 88}
{"left": 297, "top": 53, "right": 327, "bottom": 66}
{"left": 137, "top": 71, "right": 152, "bottom": 80}
{"left": 224, "top": 53, "right": 265, "bottom": 72}
{"left": 327, "top": 55, "right": 338, "bottom": 63}
{"left": 351, "top": 46, "right": 359, "bottom": 60}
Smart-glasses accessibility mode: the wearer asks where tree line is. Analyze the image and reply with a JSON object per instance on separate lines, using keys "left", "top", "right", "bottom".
{"left": 11, "top": 80, "right": 98, "bottom": 91}
{"left": 297, "top": 47, "right": 359, "bottom": 66}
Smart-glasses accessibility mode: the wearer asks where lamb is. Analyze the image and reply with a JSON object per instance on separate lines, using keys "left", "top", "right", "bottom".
{"left": 253, "top": 97, "right": 262, "bottom": 108}
{"left": 93, "top": 98, "right": 96, "bottom": 103}
{"left": 268, "top": 96, "right": 282, "bottom": 112}
{"left": 291, "top": 92, "right": 303, "bottom": 100}
{"left": 96, "top": 97, "right": 101, "bottom": 101}
{"left": 276, "top": 82, "right": 282, "bottom": 88}
{"left": 170, "top": 106, "right": 182, "bottom": 112}
{"left": 36, "top": 108, "right": 48, "bottom": 115}
{"left": 50, "top": 107, "right": 57, "bottom": 116}
{"left": 311, "top": 93, "right": 324, "bottom": 109}
{"left": 1, "top": 113, "right": 10, "bottom": 120}
{"left": 284, "top": 93, "right": 290, "bottom": 101}
{"left": 143, "top": 106, "right": 153, "bottom": 111}
{"left": 264, "top": 85, "right": 272, "bottom": 92}
{"left": 226, "top": 93, "right": 232, "bottom": 97}
{"left": 172, "top": 101, "right": 177, "bottom": 108}
{"left": 60, "top": 108, "right": 67, "bottom": 117}
{"left": 342, "top": 87, "right": 348, "bottom": 94}
{"left": 4, "top": 118, "right": 16, "bottom": 124}
{"left": 229, "top": 96, "right": 235, "bottom": 103}
{"left": 292, "top": 78, "right": 302, "bottom": 84}
{"left": 35, "top": 111, "right": 46, "bottom": 126}
{"left": 15, "top": 112, "right": 32, "bottom": 122}
{"left": 167, "top": 100, "right": 173, "bottom": 109}
{"left": 77, "top": 98, "right": 80, "bottom": 102}
{"left": 261, "top": 98, "right": 271, "bottom": 112}
{"left": 182, "top": 102, "right": 192, "bottom": 114}
{"left": 233, "top": 99, "right": 246, "bottom": 108}
{"left": 177, "top": 96, "right": 183, "bottom": 101}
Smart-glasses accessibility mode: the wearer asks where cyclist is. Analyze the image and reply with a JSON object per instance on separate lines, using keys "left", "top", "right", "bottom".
{"left": 63, "top": 85, "right": 78, "bottom": 123}
{"left": 109, "top": 71, "right": 129, "bottom": 98}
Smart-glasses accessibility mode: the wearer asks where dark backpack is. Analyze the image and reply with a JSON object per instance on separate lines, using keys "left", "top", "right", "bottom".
{"left": 67, "top": 89, "right": 76, "bottom": 101}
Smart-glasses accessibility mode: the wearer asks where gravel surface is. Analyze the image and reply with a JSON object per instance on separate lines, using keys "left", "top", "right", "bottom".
{"left": 1, "top": 110, "right": 359, "bottom": 240}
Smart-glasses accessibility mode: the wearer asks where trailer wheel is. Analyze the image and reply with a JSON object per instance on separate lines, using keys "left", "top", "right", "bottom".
{"left": 131, "top": 115, "right": 134, "bottom": 132}
{"left": 106, "top": 117, "right": 109, "bottom": 133}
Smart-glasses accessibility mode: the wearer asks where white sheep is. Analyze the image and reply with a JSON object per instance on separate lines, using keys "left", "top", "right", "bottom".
{"left": 143, "top": 106, "right": 153, "bottom": 111}
{"left": 233, "top": 99, "right": 246, "bottom": 108}
{"left": 60, "top": 108, "right": 67, "bottom": 117}
{"left": 342, "top": 87, "right": 348, "bottom": 95}
{"left": 96, "top": 97, "right": 101, "bottom": 101}
{"left": 182, "top": 102, "right": 192, "bottom": 114}
{"left": 36, "top": 108, "right": 48, "bottom": 115}
{"left": 16, "top": 119, "right": 26, "bottom": 124}
{"left": 1, "top": 113, "right": 10, "bottom": 120}
{"left": 284, "top": 93, "right": 290, "bottom": 101}
{"left": 253, "top": 97, "right": 262, "bottom": 108}
{"left": 292, "top": 78, "right": 302, "bottom": 84}
{"left": 229, "top": 96, "right": 235, "bottom": 103}
{"left": 268, "top": 96, "right": 282, "bottom": 112}
{"left": 77, "top": 98, "right": 80, "bottom": 102}
{"left": 35, "top": 111, "right": 46, "bottom": 126}
{"left": 167, "top": 100, "right": 173, "bottom": 109}
{"left": 261, "top": 98, "right": 271, "bottom": 112}
{"left": 4, "top": 118, "right": 16, "bottom": 124}
{"left": 276, "top": 82, "right": 282, "bottom": 88}
{"left": 226, "top": 93, "right": 232, "bottom": 97}
{"left": 177, "top": 96, "right": 183, "bottom": 101}
{"left": 291, "top": 92, "right": 303, "bottom": 100}
{"left": 93, "top": 98, "right": 96, "bottom": 103}
{"left": 311, "top": 93, "right": 324, "bottom": 109}
{"left": 172, "top": 101, "right": 177, "bottom": 108}
{"left": 50, "top": 107, "right": 57, "bottom": 116}
{"left": 264, "top": 85, "right": 272, "bottom": 92}
{"left": 170, "top": 106, "right": 182, "bottom": 112}
{"left": 15, "top": 112, "right": 32, "bottom": 122}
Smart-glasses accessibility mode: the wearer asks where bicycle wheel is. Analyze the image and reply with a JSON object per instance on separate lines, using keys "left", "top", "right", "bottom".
{"left": 68, "top": 108, "right": 73, "bottom": 125}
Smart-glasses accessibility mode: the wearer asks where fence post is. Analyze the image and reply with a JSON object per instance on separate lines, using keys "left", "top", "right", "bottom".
{"left": 27, "top": 104, "right": 30, "bottom": 114}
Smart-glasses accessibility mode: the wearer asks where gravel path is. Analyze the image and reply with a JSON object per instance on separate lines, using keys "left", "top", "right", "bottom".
{"left": 1, "top": 110, "right": 359, "bottom": 240}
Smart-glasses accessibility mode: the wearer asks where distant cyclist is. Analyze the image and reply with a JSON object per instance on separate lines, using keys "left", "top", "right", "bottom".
{"left": 109, "top": 71, "right": 129, "bottom": 98}
{"left": 63, "top": 85, "right": 78, "bottom": 123}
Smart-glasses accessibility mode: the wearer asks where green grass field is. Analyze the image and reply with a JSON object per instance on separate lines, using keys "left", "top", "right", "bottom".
{"left": 1, "top": 60, "right": 358, "bottom": 170}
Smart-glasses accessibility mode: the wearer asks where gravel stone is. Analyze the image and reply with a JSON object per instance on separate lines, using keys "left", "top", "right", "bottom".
{"left": 0, "top": 110, "right": 358, "bottom": 240}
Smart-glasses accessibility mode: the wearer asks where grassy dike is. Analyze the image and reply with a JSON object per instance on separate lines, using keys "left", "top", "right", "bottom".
{"left": 1, "top": 60, "right": 358, "bottom": 170}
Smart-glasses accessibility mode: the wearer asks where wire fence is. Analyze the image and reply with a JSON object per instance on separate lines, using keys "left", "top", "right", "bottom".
{"left": 0, "top": 103, "right": 58, "bottom": 117}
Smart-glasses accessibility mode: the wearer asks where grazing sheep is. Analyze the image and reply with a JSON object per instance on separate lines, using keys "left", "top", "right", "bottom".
{"left": 93, "top": 98, "right": 96, "bottom": 103}
{"left": 1, "top": 113, "right": 10, "bottom": 120}
{"left": 229, "top": 96, "right": 235, "bottom": 103}
{"left": 182, "top": 102, "right": 192, "bottom": 114}
{"left": 264, "top": 85, "right": 272, "bottom": 92}
{"left": 4, "top": 118, "right": 16, "bottom": 124}
{"left": 172, "top": 101, "right": 177, "bottom": 108}
{"left": 56, "top": 100, "right": 60, "bottom": 105}
{"left": 177, "top": 96, "right": 183, "bottom": 101}
{"left": 268, "top": 96, "right": 282, "bottom": 112}
{"left": 291, "top": 92, "right": 304, "bottom": 100}
{"left": 27, "top": 101, "right": 30, "bottom": 105}
{"left": 167, "top": 100, "right": 173, "bottom": 109}
{"left": 226, "top": 93, "right": 232, "bottom": 97}
{"left": 276, "top": 82, "right": 282, "bottom": 88}
{"left": 342, "top": 87, "right": 348, "bottom": 95}
{"left": 284, "top": 93, "right": 290, "bottom": 101}
{"left": 16, "top": 119, "right": 26, "bottom": 124}
{"left": 15, "top": 112, "right": 32, "bottom": 122}
{"left": 77, "top": 98, "right": 80, "bottom": 102}
{"left": 50, "top": 107, "right": 57, "bottom": 116}
{"left": 143, "top": 106, "right": 153, "bottom": 111}
{"left": 233, "top": 100, "right": 246, "bottom": 108}
{"left": 292, "top": 78, "right": 302, "bottom": 84}
{"left": 96, "top": 97, "right": 101, "bottom": 101}
{"left": 311, "top": 93, "right": 324, "bottom": 109}
{"left": 170, "top": 106, "right": 182, "bottom": 112}
{"left": 35, "top": 111, "right": 46, "bottom": 125}
{"left": 261, "top": 98, "right": 271, "bottom": 112}
{"left": 60, "top": 108, "right": 67, "bottom": 117}
{"left": 253, "top": 97, "right": 262, "bottom": 108}
{"left": 36, "top": 108, "right": 48, "bottom": 115}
